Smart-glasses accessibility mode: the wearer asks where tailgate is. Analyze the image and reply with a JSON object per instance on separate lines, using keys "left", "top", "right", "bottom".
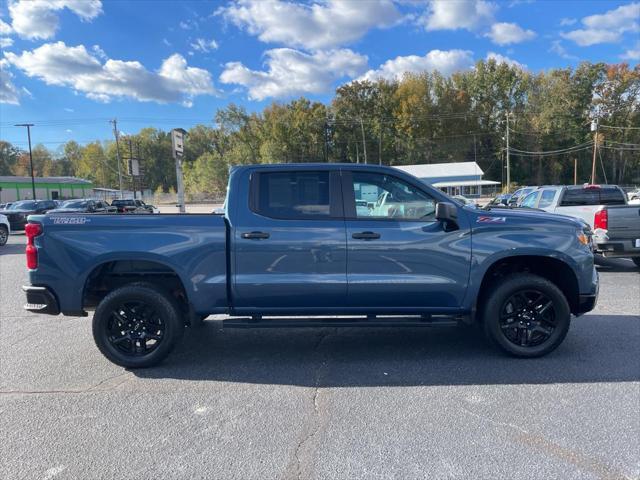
{"left": 607, "top": 205, "right": 640, "bottom": 239}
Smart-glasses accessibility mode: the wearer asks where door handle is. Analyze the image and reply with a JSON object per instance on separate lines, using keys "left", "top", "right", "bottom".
{"left": 352, "top": 231, "right": 381, "bottom": 240}
{"left": 241, "top": 231, "right": 270, "bottom": 240}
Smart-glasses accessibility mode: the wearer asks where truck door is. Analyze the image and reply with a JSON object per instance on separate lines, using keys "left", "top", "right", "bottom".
{"left": 342, "top": 170, "right": 471, "bottom": 310}
{"left": 232, "top": 169, "right": 347, "bottom": 312}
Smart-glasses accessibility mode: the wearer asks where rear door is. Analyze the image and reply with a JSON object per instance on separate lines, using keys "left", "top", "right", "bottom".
{"left": 342, "top": 169, "right": 471, "bottom": 310}
{"left": 232, "top": 169, "right": 347, "bottom": 311}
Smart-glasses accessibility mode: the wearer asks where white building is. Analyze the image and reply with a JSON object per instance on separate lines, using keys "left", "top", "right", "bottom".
{"left": 394, "top": 162, "right": 500, "bottom": 198}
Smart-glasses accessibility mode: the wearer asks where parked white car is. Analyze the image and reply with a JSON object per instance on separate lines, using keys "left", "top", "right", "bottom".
{"left": 0, "top": 214, "right": 10, "bottom": 246}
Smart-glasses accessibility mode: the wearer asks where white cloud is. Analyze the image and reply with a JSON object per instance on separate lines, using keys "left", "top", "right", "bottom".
{"left": 8, "top": 0, "right": 103, "bottom": 40}
{"left": 6, "top": 42, "right": 217, "bottom": 105}
{"left": 0, "top": 19, "right": 12, "bottom": 35}
{"left": 221, "top": 0, "right": 401, "bottom": 49}
{"left": 0, "top": 58, "right": 20, "bottom": 104}
{"left": 64, "top": 107, "right": 74, "bottom": 112}
{"left": 561, "top": 29, "right": 621, "bottom": 47}
{"left": 485, "top": 22, "right": 535, "bottom": 45}
{"left": 0, "top": 37, "right": 13, "bottom": 48}
{"left": 359, "top": 49, "right": 474, "bottom": 81}
{"left": 92, "top": 44, "right": 107, "bottom": 60}
{"left": 162, "top": 38, "right": 172, "bottom": 47}
{"left": 550, "top": 40, "right": 578, "bottom": 60}
{"left": 559, "top": 17, "right": 576, "bottom": 26}
{"left": 621, "top": 42, "right": 640, "bottom": 61}
{"left": 220, "top": 48, "right": 368, "bottom": 100}
{"left": 486, "top": 51, "right": 526, "bottom": 69}
{"left": 561, "top": 2, "right": 639, "bottom": 46}
{"left": 422, "top": 0, "right": 496, "bottom": 31}
{"left": 190, "top": 38, "right": 219, "bottom": 53}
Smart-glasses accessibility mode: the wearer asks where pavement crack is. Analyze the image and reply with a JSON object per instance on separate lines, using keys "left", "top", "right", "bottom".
{"left": 284, "top": 329, "right": 335, "bottom": 480}
{"left": 0, "top": 371, "right": 132, "bottom": 396}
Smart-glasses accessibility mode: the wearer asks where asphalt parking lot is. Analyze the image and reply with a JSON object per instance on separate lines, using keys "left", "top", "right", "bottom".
{"left": 1, "top": 233, "right": 639, "bottom": 480}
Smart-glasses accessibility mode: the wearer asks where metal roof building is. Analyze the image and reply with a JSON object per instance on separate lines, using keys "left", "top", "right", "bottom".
{"left": 394, "top": 162, "right": 500, "bottom": 197}
{"left": 0, "top": 176, "right": 94, "bottom": 203}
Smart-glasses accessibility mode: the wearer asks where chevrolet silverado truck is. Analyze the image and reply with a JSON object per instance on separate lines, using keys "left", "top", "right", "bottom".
{"left": 23, "top": 164, "right": 598, "bottom": 367}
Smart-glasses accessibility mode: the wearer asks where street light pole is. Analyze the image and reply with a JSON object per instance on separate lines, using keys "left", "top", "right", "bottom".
{"left": 14, "top": 123, "right": 36, "bottom": 199}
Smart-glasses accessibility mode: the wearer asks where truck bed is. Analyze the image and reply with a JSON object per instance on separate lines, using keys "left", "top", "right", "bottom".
{"left": 28, "top": 214, "right": 228, "bottom": 315}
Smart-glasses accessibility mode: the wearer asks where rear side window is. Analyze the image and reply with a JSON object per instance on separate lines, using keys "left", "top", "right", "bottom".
{"left": 538, "top": 189, "right": 557, "bottom": 208}
{"left": 560, "top": 188, "right": 626, "bottom": 206}
{"left": 252, "top": 171, "right": 331, "bottom": 219}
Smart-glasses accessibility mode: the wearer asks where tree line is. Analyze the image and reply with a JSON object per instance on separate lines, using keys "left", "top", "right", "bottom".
{"left": 1, "top": 60, "right": 638, "bottom": 198}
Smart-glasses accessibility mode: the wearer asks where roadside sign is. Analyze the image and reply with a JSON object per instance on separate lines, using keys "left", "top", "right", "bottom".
{"left": 171, "top": 129, "right": 185, "bottom": 158}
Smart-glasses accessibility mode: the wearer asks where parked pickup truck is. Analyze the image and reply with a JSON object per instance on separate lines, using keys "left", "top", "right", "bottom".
{"left": 23, "top": 164, "right": 598, "bottom": 367}
{"left": 520, "top": 184, "right": 640, "bottom": 266}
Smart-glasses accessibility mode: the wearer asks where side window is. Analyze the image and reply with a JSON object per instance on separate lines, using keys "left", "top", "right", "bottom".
{"left": 351, "top": 172, "right": 436, "bottom": 220}
{"left": 253, "top": 171, "right": 331, "bottom": 219}
{"left": 538, "top": 189, "right": 556, "bottom": 208}
{"left": 521, "top": 191, "right": 539, "bottom": 208}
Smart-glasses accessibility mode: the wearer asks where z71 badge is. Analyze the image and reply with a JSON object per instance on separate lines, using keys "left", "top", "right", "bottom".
{"left": 477, "top": 216, "right": 506, "bottom": 223}
{"left": 51, "top": 216, "right": 91, "bottom": 225}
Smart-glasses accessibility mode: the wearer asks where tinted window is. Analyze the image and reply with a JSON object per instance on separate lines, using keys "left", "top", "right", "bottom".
{"left": 351, "top": 172, "right": 436, "bottom": 220}
{"left": 10, "top": 201, "right": 37, "bottom": 210}
{"left": 254, "top": 171, "right": 331, "bottom": 219}
{"left": 62, "top": 200, "right": 89, "bottom": 208}
{"left": 599, "top": 188, "right": 626, "bottom": 205}
{"left": 538, "top": 189, "right": 557, "bottom": 208}
{"left": 560, "top": 188, "right": 626, "bottom": 206}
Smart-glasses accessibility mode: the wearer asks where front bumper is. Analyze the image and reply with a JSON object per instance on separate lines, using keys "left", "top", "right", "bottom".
{"left": 23, "top": 285, "right": 60, "bottom": 315}
{"left": 575, "top": 269, "right": 599, "bottom": 315}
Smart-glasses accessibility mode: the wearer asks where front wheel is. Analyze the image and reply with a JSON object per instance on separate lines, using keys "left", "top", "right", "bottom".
{"left": 92, "top": 283, "right": 184, "bottom": 368}
{"left": 482, "top": 274, "right": 571, "bottom": 358}
{"left": 632, "top": 257, "right": 640, "bottom": 268}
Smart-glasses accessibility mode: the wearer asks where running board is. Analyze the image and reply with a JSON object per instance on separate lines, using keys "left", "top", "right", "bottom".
{"left": 222, "top": 316, "right": 462, "bottom": 329}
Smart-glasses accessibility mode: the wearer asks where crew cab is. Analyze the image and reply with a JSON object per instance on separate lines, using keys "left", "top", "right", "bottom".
{"left": 23, "top": 164, "right": 598, "bottom": 367}
{"left": 111, "top": 199, "right": 157, "bottom": 214}
{"left": 521, "top": 184, "right": 640, "bottom": 266}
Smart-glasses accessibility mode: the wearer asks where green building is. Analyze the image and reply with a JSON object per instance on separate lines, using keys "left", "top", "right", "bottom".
{"left": 0, "top": 176, "right": 94, "bottom": 203}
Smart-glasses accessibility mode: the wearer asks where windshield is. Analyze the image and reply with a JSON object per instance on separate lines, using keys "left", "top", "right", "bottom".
{"left": 9, "top": 201, "right": 37, "bottom": 210}
{"left": 61, "top": 200, "right": 89, "bottom": 208}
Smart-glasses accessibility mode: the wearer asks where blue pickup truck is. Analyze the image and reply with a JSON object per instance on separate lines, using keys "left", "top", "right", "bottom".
{"left": 23, "top": 164, "right": 598, "bottom": 367}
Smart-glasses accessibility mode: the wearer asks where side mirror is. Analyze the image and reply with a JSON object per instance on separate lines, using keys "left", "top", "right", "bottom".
{"left": 435, "top": 202, "right": 459, "bottom": 231}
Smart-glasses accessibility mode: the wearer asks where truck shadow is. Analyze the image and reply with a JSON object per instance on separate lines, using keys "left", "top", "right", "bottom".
{"left": 134, "top": 314, "right": 640, "bottom": 387}
{"left": 595, "top": 256, "right": 638, "bottom": 273}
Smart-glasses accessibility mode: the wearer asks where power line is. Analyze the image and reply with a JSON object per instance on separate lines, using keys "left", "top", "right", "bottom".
{"left": 599, "top": 124, "right": 640, "bottom": 131}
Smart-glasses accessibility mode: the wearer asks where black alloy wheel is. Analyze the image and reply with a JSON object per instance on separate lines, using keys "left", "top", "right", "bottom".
{"left": 92, "top": 283, "right": 184, "bottom": 368}
{"left": 499, "top": 290, "right": 556, "bottom": 348}
{"left": 482, "top": 273, "right": 571, "bottom": 357}
{"left": 106, "top": 301, "right": 165, "bottom": 356}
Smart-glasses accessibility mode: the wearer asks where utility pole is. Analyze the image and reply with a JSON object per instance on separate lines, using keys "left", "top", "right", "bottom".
{"left": 505, "top": 112, "right": 511, "bottom": 192}
{"left": 359, "top": 118, "right": 368, "bottom": 164}
{"left": 323, "top": 121, "right": 329, "bottom": 163}
{"left": 110, "top": 119, "right": 124, "bottom": 198}
{"left": 171, "top": 128, "right": 187, "bottom": 213}
{"left": 128, "top": 138, "right": 136, "bottom": 199}
{"left": 591, "top": 119, "right": 598, "bottom": 184}
{"left": 574, "top": 158, "right": 577, "bottom": 185}
{"left": 378, "top": 127, "right": 382, "bottom": 165}
{"left": 14, "top": 123, "right": 36, "bottom": 199}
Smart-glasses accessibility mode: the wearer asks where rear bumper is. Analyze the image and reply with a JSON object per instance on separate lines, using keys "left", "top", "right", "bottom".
{"left": 22, "top": 285, "right": 60, "bottom": 315}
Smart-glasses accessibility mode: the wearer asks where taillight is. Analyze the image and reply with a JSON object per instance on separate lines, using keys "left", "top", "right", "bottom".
{"left": 25, "top": 222, "right": 42, "bottom": 270}
{"left": 594, "top": 209, "right": 608, "bottom": 230}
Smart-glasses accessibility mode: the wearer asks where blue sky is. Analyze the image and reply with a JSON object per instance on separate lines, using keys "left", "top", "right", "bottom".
{"left": 0, "top": 0, "right": 638, "bottom": 152}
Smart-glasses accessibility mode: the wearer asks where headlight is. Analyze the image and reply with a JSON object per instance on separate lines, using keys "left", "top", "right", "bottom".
{"left": 577, "top": 228, "right": 592, "bottom": 247}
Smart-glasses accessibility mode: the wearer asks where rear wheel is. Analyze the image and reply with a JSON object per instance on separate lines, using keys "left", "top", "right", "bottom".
{"left": 0, "top": 225, "right": 8, "bottom": 246}
{"left": 632, "top": 257, "right": 640, "bottom": 268}
{"left": 92, "top": 283, "right": 184, "bottom": 368}
{"left": 482, "top": 274, "right": 571, "bottom": 358}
